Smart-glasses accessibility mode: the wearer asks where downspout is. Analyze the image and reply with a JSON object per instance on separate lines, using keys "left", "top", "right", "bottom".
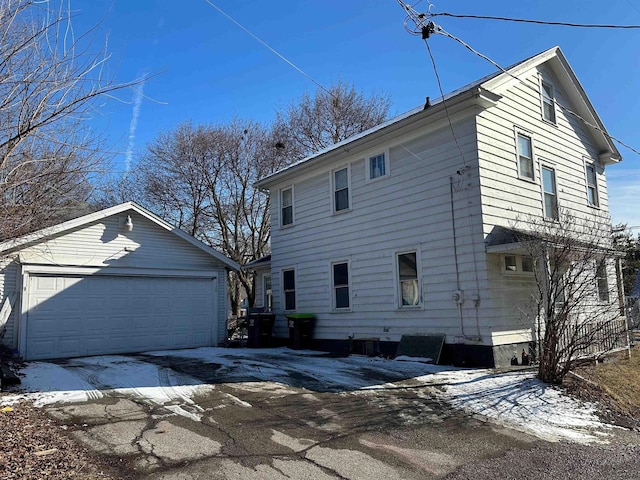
{"left": 450, "top": 176, "right": 465, "bottom": 338}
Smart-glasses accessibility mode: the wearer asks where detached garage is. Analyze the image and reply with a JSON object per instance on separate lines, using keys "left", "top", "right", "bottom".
{"left": 0, "top": 202, "right": 239, "bottom": 360}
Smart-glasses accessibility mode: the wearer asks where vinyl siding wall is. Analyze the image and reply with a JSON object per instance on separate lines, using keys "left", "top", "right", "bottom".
{"left": 0, "top": 258, "right": 19, "bottom": 349}
{"left": 477, "top": 65, "right": 619, "bottom": 344}
{"left": 1, "top": 212, "right": 230, "bottom": 350}
{"left": 268, "top": 115, "right": 493, "bottom": 344}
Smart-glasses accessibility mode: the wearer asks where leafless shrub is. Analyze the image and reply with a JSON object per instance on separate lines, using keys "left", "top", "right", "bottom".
{"left": 515, "top": 210, "right": 628, "bottom": 384}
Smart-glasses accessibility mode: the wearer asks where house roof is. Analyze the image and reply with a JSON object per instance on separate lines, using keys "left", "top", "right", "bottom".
{"left": 243, "top": 254, "right": 271, "bottom": 269}
{"left": 257, "top": 46, "right": 620, "bottom": 189}
{"left": 0, "top": 201, "right": 241, "bottom": 271}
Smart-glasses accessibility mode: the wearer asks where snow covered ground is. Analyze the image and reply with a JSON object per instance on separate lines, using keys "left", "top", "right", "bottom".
{"left": 1, "top": 347, "right": 613, "bottom": 443}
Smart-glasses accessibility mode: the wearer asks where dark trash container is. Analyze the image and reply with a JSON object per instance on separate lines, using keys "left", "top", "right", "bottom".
{"left": 247, "top": 312, "right": 275, "bottom": 348}
{"left": 286, "top": 313, "right": 316, "bottom": 350}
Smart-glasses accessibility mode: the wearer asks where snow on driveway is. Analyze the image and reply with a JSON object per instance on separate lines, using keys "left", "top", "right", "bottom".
{"left": 418, "top": 369, "right": 612, "bottom": 443}
{"left": 1, "top": 347, "right": 612, "bottom": 443}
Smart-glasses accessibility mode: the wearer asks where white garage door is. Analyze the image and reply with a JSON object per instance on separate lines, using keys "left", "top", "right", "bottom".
{"left": 24, "top": 274, "right": 217, "bottom": 360}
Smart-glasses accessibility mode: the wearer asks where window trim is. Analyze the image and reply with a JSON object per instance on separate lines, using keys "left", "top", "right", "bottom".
{"left": 262, "top": 273, "right": 272, "bottom": 311}
{"left": 584, "top": 160, "right": 600, "bottom": 208}
{"left": 365, "top": 150, "right": 389, "bottom": 183}
{"left": 502, "top": 254, "right": 535, "bottom": 276}
{"left": 332, "top": 165, "right": 351, "bottom": 214}
{"left": 395, "top": 249, "right": 422, "bottom": 309}
{"left": 331, "top": 260, "right": 351, "bottom": 311}
{"left": 540, "top": 79, "right": 557, "bottom": 125}
{"left": 515, "top": 128, "right": 535, "bottom": 181}
{"left": 282, "top": 268, "right": 296, "bottom": 312}
{"left": 280, "top": 186, "right": 294, "bottom": 227}
{"left": 541, "top": 163, "right": 559, "bottom": 220}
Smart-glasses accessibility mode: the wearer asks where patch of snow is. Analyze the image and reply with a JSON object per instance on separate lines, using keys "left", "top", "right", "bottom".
{"left": 394, "top": 355, "right": 433, "bottom": 363}
{"left": 417, "top": 369, "right": 611, "bottom": 443}
{"left": 1, "top": 355, "right": 214, "bottom": 422}
{"left": 1, "top": 347, "right": 616, "bottom": 443}
{"left": 224, "top": 392, "right": 252, "bottom": 408}
{"left": 1, "top": 362, "right": 102, "bottom": 406}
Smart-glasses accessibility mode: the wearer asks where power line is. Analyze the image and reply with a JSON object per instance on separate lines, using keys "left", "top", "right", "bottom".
{"left": 626, "top": 0, "right": 640, "bottom": 17}
{"left": 435, "top": 27, "right": 640, "bottom": 157}
{"left": 432, "top": 12, "right": 640, "bottom": 29}
{"left": 423, "top": 40, "right": 468, "bottom": 168}
{"left": 203, "top": 0, "right": 332, "bottom": 97}
{"left": 395, "top": 1, "right": 640, "bottom": 156}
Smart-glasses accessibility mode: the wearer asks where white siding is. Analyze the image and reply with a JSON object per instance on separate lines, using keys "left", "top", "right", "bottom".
{"left": 477, "top": 66, "right": 619, "bottom": 344}
{"left": 269, "top": 116, "right": 492, "bottom": 343}
{"left": 263, "top": 56, "right": 619, "bottom": 352}
{"left": 477, "top": 66, "right": 609, "bottom": 231}
{"left": 1, "top": 211, "right": 231, "bottom": 351}
{"left": 17, "top": 212, "right": 223, "bottom": 270}
{"left": 0, "top": 257, "right": 19, "bottom": 349}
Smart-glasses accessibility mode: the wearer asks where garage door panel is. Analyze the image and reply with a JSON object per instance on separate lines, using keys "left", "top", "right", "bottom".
{"left": 24, "top": 274, "right": 217, "bottom": 360}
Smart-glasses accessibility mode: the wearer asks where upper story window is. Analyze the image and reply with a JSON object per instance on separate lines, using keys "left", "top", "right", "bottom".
{"left": 585, "top": 163, "right": 599, "bottom": 207}
{"left": 333, "top": 167, "right": 350, "bottom": 213}
{"left": 283, "top": 269, "right": 296, "bottom": 311}
{"left": 541, "top": 165, "right": 559, "bottom": 220}
{"left": 281, "top": 187, "right": 294, "bottom": 226}
{"left": 516, "top": 132, "right": 534, "bottom": 181}
{"left": 541, "top": 81, "right": 556, "bottom": 124}
{"left": 332, "top": 261, "right": 350, "bottom": 310}
{"left": 367, "top": 152, "right": 387, "bottom": 181}
{"left": 397, "top": 251, "right": 420, "bottom": 307}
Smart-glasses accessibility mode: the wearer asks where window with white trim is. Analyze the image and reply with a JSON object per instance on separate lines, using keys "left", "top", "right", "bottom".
{"left": 503, "top": 255, "right": 535, "bottom": 275}
{"left": 332, "top": 261, "right": 350, "bottom": 310}
{"left": 282, "top": 269, "right": 296, "bottom": 311}
{"left": 263, "top": 274, "right": 272, "bottom": 311}
{"left": 397, "top": 251, "right": 420, "bottom": 307}
{"left": 541, "top": 165, "right": 559, "bottom": 220}
{"left": 367, "top": 152, "right": 387, "bottom": 181}
{"left": 596, "top": 261, "right": 609, "bottom": 303}
{"left": 585, "top": 163, "right": 599, "bottom": 207}
{"left": 281, "top": 187, "right": 294, "bottom": 226}
{"left": 541, "top": 81, "right": 556, "bottom": 124}
{"left": 333, "top": 167, "right": 350, "bottom": 212}
{"left": 517, "top": 132, "right": 534, "bottom": 180}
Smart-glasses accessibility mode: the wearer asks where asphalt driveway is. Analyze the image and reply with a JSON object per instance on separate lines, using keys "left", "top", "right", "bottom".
{"left": 2, "top": 347, "right": 638, "bottom": 479}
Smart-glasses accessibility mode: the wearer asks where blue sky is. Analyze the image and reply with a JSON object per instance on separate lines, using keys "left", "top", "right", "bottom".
{"left": 74, "top": 1, "right": 640, "bottom": 226}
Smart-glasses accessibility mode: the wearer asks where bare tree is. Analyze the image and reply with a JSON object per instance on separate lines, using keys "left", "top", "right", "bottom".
{"left": 133, "top": 83, "right": 390, "bottom": 314}
{"left": 515, "top": 210, "right": 628, "bottom": 384}
{"left": 136, "top": 120, "right": 288, "bottom": 314}
{"left": 274, "top": 80, "right": 391, "bottom": 159}
{"left": 0, "top": 0, "right": 141, "bottom": 238}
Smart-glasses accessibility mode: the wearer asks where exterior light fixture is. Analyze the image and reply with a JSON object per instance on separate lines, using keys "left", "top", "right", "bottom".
{"left": 123, "top": 215, "right": 133, "bottom": 232}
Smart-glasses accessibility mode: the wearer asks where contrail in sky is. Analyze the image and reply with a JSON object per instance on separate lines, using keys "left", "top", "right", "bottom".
{"left": 125, "top": 79, "right": 146, "bottom": 172}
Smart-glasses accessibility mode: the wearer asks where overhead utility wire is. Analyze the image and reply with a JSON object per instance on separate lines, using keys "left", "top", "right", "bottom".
{"left": 203, "top": 0, "right": 332, "bottom": 97}
{"left": 396, "top": 1, "right": 640, "bottom": 157}
{"left": 431, "top": 12, "right": 640, "bottom": 29}
{"left": 396, "top": 1, "right": 468, "bottom": 166}
{"left": 436, "top": 27, "right": 640, "bottom": 157}
{"left": 423, "top": 40, "right": 468, "bottom": 168}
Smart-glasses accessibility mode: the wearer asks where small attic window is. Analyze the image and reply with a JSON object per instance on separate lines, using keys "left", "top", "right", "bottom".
{"left": 541, "top": 81, "right": 556, "bottom": 124}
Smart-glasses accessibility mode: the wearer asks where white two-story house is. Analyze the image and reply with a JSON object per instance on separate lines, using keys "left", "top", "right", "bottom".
{"left": 253, "top": 47, "right": 624, "bottom": 367}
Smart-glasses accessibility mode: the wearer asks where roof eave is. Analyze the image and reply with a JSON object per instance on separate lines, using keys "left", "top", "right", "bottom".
{"left": 0, "top": 202, "right": 240, "bottom": 271}
{"left": 257, "top": 86, "right": 500, "bottom": 190}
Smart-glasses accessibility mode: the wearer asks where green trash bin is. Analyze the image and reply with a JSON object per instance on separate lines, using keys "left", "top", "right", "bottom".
{"left": 286, "top": 313, "right": 316, "bottom": 350}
